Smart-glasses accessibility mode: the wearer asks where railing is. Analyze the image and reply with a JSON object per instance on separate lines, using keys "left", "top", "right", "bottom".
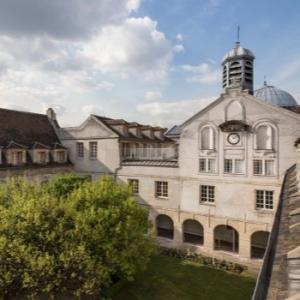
{"left": 122, "top": 146, "right": 177, "bottom": 161}
{"left": 252, "top": 164, "right": 296, "bottom": 300}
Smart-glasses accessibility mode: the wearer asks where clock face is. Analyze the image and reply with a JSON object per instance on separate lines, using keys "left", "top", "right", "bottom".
{"left": 227, "top": 133, "right": 240, "bottom": 145}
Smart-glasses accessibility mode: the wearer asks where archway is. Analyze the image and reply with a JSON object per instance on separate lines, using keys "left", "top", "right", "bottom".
{"left": 251, "top": 231, "right": 270, "bottom": 259}
{"left": 156, "top": 215, "right": 174, "bottom": 240}
{"left": 214, "top": 225, "right": 239, "bottom": 253}
{"left": 183, "top": 219, "right": 204, "bottom": 245}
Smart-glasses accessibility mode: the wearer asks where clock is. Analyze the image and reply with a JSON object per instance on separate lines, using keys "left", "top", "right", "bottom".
{"left": 227, "top": 133, "right": 240, "bottom": 145}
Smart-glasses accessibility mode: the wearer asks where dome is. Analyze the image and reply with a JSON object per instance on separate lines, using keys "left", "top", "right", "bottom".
{"left": 222, "top": 42, "right": 255, "bottom": 63}
{"left": 254, "top": 84, "right": 298, "bottom": 107}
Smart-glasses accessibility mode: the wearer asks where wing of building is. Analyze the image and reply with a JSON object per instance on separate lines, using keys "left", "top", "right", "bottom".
{"left": 0, "top": 107, "right": 72, "bottom": 181}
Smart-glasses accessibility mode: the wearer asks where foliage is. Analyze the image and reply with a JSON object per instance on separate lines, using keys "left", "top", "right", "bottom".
{"left": 0, "top": 175, "right": 154, "bottom": 299}
{"left": 159, "top": 247, "right": 247, "bottom": 274}
{"left": 111, "top": 254, "right": 256, "bottom": 300}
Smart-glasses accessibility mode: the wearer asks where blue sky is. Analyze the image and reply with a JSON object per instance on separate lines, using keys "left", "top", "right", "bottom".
{"left": 0, "top": 0, "right": 299, "bottom": 128}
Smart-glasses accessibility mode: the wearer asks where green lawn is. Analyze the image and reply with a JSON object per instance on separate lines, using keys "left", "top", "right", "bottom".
{"left": 111, "top": 255, "right": 256, "bottom": 300}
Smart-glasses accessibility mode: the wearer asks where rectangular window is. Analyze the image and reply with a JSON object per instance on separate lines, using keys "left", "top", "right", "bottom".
{"left": 155, "top": 181, "right": 168, "bottom": 198}
{"left": 77, "top": 142, "right": 84, "bottom": 158}
{"left": 128, "top": 179, "right": 139, "bottom": 194}
{"left": 57, "top": 151, "right": 66, "bottom": 162}
{"left": 256, "top": 190, "right": 274, "bottom": 210}
{"left": 15, "top": 151, "right": 24, "bottom": 165}
{"left": 253, "top": 159, "right": 275, "bottom": 176}
{"left": 199, "top": 158, "right": 216, "bottom": 173}
{"left": 200, "top": 185, "right": 215, "bottom": 203}
{"left": 224, "top": 159, "right": 244, "bottom": 174}
{"left": 89, "top": 142, "right": 97, "bottom": 160}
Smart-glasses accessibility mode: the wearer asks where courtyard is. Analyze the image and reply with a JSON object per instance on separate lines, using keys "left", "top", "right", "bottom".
{"left": 109, "top": 254, "right": 256, "bottom": 300}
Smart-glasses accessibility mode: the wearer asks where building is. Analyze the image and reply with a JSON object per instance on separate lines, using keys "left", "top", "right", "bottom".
{"left": 59, "top": 41, "right": 300, "bottom": 267}
{"left": 0, "top": 107, "right": 72, "bottom": 182}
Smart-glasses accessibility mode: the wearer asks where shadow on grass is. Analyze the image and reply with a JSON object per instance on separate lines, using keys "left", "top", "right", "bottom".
{"left": 108, "top": 255, "right": 256, "bottom": 300}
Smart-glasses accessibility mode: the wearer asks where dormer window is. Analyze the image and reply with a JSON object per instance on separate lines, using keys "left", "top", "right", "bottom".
{"left": 200, "top": 126, "right": 216, "bottom": 150}
{"left": 6, "top": 141, "right": 27, "bottom": 166}
{"left": 57, "top": 151, "right": 66, "bottom": 163}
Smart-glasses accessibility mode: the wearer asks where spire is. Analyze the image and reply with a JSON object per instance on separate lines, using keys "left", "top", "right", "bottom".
{"left": 263, "top": 75, "right": 267, "bottom": 86}
{"left": 236, "top": 25, "right": 240, "bottom": 46}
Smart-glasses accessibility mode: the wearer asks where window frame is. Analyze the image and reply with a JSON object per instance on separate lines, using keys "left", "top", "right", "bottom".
{"left": 253, "top": 159, "right": 275, "bottom": 176}
{"left": 200, "top": 185, "right": 215, "bottom": 203}
{"left": 89, "top": 141, "right": 98, "bottom": 160}
{"left": 255, "top": 190, "right": 274, "bottom": 210}
{"left": 76, "top": 142, "right": 84, "bottom": 159}
{"left": 155, "top": 181, "right": 168, "bottom": 199}
{"left": 200, "top": 126, "right": 216, "bottom": 151}
{"left": 128, "top": 179, "right": 139, "bottom": 194}
{"left": 199, "top": 158, "right": 216, "bottom": 174}
{"left": 224, "top": 159, "right": 245, "bottom": 175}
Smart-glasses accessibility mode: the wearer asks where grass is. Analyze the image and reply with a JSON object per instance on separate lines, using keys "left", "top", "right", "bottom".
{"left": 110, "top": 255, "right": 256, "bottom": 300}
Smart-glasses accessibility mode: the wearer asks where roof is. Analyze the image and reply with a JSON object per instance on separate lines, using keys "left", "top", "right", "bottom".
{"left": 254, "top": 84, "right": 298, "bottom": 107}
{"left": 166, "top": 125, "right": 182, "bottom": 137}
{"left": 92, "top": 115, "right": 173, "bottom": 143}
{"left": 222, "top": 42, "right": 255, "bottom": 63}
{"left": 0, "top": 108, "right": 63, "bottom": 149}
{"left": 253, "top": 164, "right": 300, "bottom": 299}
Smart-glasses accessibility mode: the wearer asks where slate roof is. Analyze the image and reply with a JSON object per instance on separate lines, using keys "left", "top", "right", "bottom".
{"left": 92, "top": 115, "right": 173, "bottom": 143}
{"left": 0, "top": 108, "right": 62, "bottom": 149}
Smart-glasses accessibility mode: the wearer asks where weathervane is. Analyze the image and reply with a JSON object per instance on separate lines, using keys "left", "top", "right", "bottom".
{"left": 236, "top": 25, "right": 240, "bottom": 45}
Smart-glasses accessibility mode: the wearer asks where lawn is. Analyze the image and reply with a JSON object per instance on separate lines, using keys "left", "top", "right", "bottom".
{"left": 110, "top": 255, "right": 256, "bottom": 300}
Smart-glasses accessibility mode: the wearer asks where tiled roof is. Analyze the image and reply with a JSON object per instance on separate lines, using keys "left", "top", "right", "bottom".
{"left": 0, "top": 108, "right": 62, "bottom": 149}
{"left": 166, "top": 125, "right": 181, "bottom": 136}
{"left": 121, "top": 159, "right": 178, "bottom": 168}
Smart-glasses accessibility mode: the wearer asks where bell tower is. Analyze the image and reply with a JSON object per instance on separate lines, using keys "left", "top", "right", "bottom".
{"left": 222, "top": 29, "right": 255, "bottom": 94}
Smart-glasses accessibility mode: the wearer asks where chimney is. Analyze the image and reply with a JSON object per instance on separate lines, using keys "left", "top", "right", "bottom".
{"left": 47, "top": 108, "right": 56, "bottom": 121}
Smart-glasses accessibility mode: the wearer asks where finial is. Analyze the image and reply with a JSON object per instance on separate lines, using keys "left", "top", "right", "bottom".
{"left": 263, "top": 75, "right": 267, "bottom": 86}
{"left": 236, "top": 25, "right": 240, "bottom": 46}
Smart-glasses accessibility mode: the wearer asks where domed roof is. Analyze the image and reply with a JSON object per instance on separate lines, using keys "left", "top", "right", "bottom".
{"left": 222, "top": 42, "right": 255, "bottom": 63}
{"left": 254, "top": 83, "right": 298, "bottom": 107}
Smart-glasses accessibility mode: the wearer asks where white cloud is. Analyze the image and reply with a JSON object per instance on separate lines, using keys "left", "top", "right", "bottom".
{"left": 176, "top": 34, "right": 184, "bottom": 42}
{"left": 145, "top": 90, "right": 162, "bottom": 101}
{"left": 81, "top": 17, "right": 181, "bottom": 79}
{"left": 136, "top": 97, "right": 216, "bottom": 126}
{"left": 181, "top": 63, "right": 220, "bottom": 84}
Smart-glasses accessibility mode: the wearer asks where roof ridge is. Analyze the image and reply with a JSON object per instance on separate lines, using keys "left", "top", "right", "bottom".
{"left": 0, "top": 107, "right": 47, "bottom": 117}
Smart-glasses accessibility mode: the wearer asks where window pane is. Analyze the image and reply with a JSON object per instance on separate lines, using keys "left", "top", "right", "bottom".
{"left": 89, "top": 142, "right": 97, "bottom": 159}
{"left": 235, "top": 160, "right": 244, "bottom": 174}
{"left": 200, "top": 185, "right": 215, "bottom": 203}
{"left": 254, "top": 160, "right": 263, "bottom": 175}
{"left": 265, "top": 160, "right": 274, "bottom": 176}
{"left": 199, "top": 159, "right": 206, "bottom": 172}
{"left": 224, "top": 159, "right": 233, "bottom": 173}
{"left": 208, "top": 159, "right": 216, "bottom": 173}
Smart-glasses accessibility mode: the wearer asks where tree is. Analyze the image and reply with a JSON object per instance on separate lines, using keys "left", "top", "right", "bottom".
{"left": 0, "top": 175, "right": 154, "bottom": 299}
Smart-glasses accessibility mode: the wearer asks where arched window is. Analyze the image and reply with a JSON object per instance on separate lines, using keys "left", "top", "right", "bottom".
{"left": 183, "top": 220, "right": 204, "bottom": 245}
{"left": 200, "top": 126, "right": 216, "bottom": 150}
{"left": 214, "top": 225, "right": 239, "bottom": 253}
{"left": 256, "top": 125, "right": 274, "bottom": 150}
{"left": 251, "top": 231, "right": 269, "bottom": 259}
{"left": 156, "top": 215, "right": 174, "bottom": 240}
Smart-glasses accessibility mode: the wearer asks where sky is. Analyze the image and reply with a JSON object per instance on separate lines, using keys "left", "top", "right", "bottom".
{"left": 0, "top": 0, "right": 299, "bottom": 128}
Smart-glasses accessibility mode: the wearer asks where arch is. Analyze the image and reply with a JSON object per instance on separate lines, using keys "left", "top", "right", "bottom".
{"left": 214, "top": 225, "right": 239, "bottom": 253}
{"left": 225, "top": 100, "right": 245, "bottom": 121}
{"left": 183, "top": 219, "right": 204, "bottom": 245}
{"left": 156, "top": 214, "right": 174, "bottom": 240}
{"left": 255, "top": 123, "right": 276, "bottom": 150}
{"left": 199, "top": 125, "right": 216, "bottom": 150}
{"left": 251, "top": 231, "right": 270, "bottom": 259}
